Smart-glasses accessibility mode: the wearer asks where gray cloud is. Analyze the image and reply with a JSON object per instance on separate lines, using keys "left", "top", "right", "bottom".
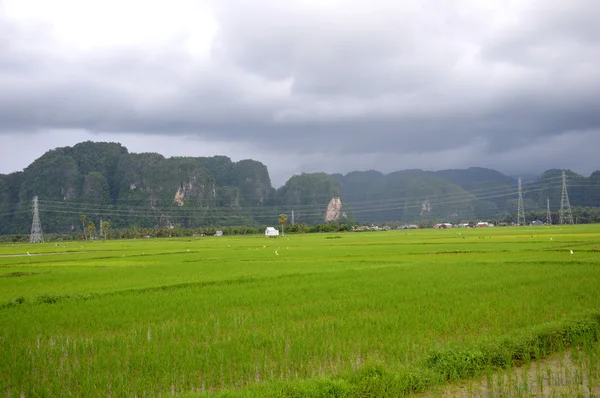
{"left": 0, "top": 0, "right": 599, "bottom": 182}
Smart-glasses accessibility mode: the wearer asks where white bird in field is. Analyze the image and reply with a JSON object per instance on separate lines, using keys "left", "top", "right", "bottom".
{"left": 550, "top": 237, "right": 553, "bottom": 241}
{"left": 187, "top": 249, "right": 190, "bottom": 252}
{"left": 275, "top": 250, "right": 279, "bottom": 256}
{"left": 27, "top": 252, "right": 31, "bottom": 256}
{"left": 570, "top": 249, "right": 574, "bottom": 255}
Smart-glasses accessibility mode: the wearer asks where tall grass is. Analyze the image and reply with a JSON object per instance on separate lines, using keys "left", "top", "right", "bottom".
{"left": 1, "top": 225, "right": 599, "bottom": 396}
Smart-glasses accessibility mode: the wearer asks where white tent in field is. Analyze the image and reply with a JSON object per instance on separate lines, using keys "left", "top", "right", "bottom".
{"left": 265, "top": 227, "right": 280, "bottom": 237}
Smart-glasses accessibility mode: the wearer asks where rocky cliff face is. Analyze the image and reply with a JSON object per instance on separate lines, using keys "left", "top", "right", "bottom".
{"left": 0, "top": 176, "right": 12, "bottom": 232}
{"left": 235, "top": 160, "right": 274, "bottom": 206}
{"left": 324, "top": 197, "right": 345, "bottom": 222}
{"left": 116, "top": 154, "right": 216, "bottom": 209}
{"left": 0, "top": 142, "right": 276, "bottom": 233}
{"left": 19, "top": 151, "right": 83, "bottom": 203}
{"left": 81, "top": 172, "right": 111, "bottom": 205}
{"left": 0, "top": 173, "right": 23, "bottom": 235}
{"left": 1, "top": 140, "right": 598, "bottom": 233}
{"left": 335, "top": 170, "right": 479, "bottom": 223}
{"left": 276, "top": 173, "right": 341, "bottom": 224}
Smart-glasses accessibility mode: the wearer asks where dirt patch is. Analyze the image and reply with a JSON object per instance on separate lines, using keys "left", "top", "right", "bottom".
{"left": 421, "top": 348, "right": 600, "bottom": 397}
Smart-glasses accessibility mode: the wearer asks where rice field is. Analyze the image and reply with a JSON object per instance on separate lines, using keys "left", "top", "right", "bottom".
{"left": 423, "top": 341, "right": 600, "bottom": 397}
{"left": 1, "top": 225, "right": 599, "bottom": 397}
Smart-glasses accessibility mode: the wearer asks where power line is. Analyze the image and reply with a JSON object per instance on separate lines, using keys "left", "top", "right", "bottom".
{"left": 34, "top": 183, "right": 568, "bottom": 222}
{"left": 38, "top": 180, "right": 566, "bottom": 217}
{"left": 34, "top": 177, "right": 565, "bottom": 216}
{"left": 33, "top": 173, "right": 567, "bottom": 213}
{"left": 2, "top": 174, "right": 596, "bottom": 229}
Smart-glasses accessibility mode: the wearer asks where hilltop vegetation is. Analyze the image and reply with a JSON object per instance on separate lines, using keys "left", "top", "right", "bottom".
{"left": 0, "top": 141, "right": 599, "bottom": 234}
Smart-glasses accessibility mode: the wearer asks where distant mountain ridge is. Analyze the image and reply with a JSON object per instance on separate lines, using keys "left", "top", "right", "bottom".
{"left": 0, "top": 141, "right": 598, "bottom": 234}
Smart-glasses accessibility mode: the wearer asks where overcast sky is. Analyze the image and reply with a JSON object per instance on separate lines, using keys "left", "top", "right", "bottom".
{"left": 1, "top": 0, "right": 599, "bottom": 186}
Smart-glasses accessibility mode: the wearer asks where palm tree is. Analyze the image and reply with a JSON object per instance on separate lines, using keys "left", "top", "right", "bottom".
{"left": 80, "top": 214, "right": 87, "bottom": 239}
{"left": 87, "top": 221, "right": 96, "bottom": 240}
{"left": 101, "top": 221, "right": 110, "bottom": 240}
{"left": 278, "top": 214, "right": 288, "bottom": 236}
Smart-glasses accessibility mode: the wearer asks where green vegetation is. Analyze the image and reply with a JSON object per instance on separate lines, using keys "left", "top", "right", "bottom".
{"left": 1, "top": 225, "right": 599, "bottom": 396}
{"left": 276, "top": 173, "right": 341, "bottom": 224}
{"left": 423, "top": 341, "right": 600, "bottom": 397}
{"left": 2, "top": 141, "right": 599, "bottom": 234}
{"left": 333, "top": 169, "right": 480, "bottom": 223}
{"left": 278, "top": 213, "right": 288, "bottom": 235}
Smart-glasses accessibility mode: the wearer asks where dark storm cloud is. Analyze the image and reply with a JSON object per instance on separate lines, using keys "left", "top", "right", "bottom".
{"left": 1, "top": 0, "right": 599, "bottom": 175}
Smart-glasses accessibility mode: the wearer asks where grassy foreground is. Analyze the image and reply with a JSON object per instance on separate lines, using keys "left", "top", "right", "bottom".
{"left": 1, "top": 225, "right": 599, "bottom": 396}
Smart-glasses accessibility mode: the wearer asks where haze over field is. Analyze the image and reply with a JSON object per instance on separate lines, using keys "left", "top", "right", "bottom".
{"left": 1, "top": 0, "right": 599, "bottom": 185}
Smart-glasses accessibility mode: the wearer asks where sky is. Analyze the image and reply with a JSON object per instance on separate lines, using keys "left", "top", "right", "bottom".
{"left": 1, "top": 0, "right": 599, "bottom": 187}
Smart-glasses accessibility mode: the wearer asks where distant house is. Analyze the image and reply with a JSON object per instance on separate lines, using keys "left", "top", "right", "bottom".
{"left": 265, "top": 227, "right": 280, "bottom": 237}
{"left": 214, "top": 230, "right": 223, "bottom": 237}
{"left": 353, "top": 226, "right": 369, "bottom": 231}
{"left": 477, "top": 222, "right": 489, "bottom": 227}
{"left": 530, "top": 220, "right": 544, "bottom": 226}
{"left": 434, "top": 223, "right": 453, "bottom": 229}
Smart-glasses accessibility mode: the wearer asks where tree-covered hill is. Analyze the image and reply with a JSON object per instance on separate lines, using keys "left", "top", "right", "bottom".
{"left": 0, "top": 141, "right": 598, "bottom": 234}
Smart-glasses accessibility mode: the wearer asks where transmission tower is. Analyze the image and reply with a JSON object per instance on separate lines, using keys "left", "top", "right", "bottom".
{"left": 546, "top": 197, "right": 551, "bottom": 225}
{"left": 559, "top": 170, "right": 574, "bottom": 225}
{"left": 517, "top": 177, "right": 526, "bottom": 226}
{"left": 29, "top": 196, "right": 44, "bottom": 243}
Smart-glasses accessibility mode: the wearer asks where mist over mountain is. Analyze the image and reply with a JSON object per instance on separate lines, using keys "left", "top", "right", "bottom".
{"left": 1, "top": 142, "right": 598, "bottom": 234}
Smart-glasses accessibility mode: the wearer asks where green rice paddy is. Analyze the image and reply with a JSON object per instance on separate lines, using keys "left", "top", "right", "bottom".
{"left": 1, "top": 225, "right": 599, "bottom": 396}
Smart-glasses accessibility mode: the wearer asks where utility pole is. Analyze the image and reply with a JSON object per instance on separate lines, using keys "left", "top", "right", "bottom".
{"left": 546, "top": 198, "right": 551, "bottom": 225}
{"left": 517, "top": 177, "right": 526, "bottom": 226}
{"left": 100, "top": 218, "right": 103, "bottom": 240}
{"left": 29, "top": 196, "right": 44, "bottom": 243}
{"left": 291, "top": 209, "right": 295, "bottom": 225}
{"left": 559, "top": 170, "right": 574, "bottom": 225}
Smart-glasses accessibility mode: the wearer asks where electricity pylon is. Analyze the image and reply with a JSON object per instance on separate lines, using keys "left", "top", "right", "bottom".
{"left": 517, "top": 177, "right": 526, "bottom": 226}
{"left": 559, "top": 170, "right": 574, "bottom": 225}
{"left": 29, "top": 196, "right": 44, "bottom": 243}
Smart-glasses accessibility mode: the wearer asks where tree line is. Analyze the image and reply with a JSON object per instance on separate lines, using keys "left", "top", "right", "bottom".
{"left": 2, "top": 206, "right": 600, "bottom": 243}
